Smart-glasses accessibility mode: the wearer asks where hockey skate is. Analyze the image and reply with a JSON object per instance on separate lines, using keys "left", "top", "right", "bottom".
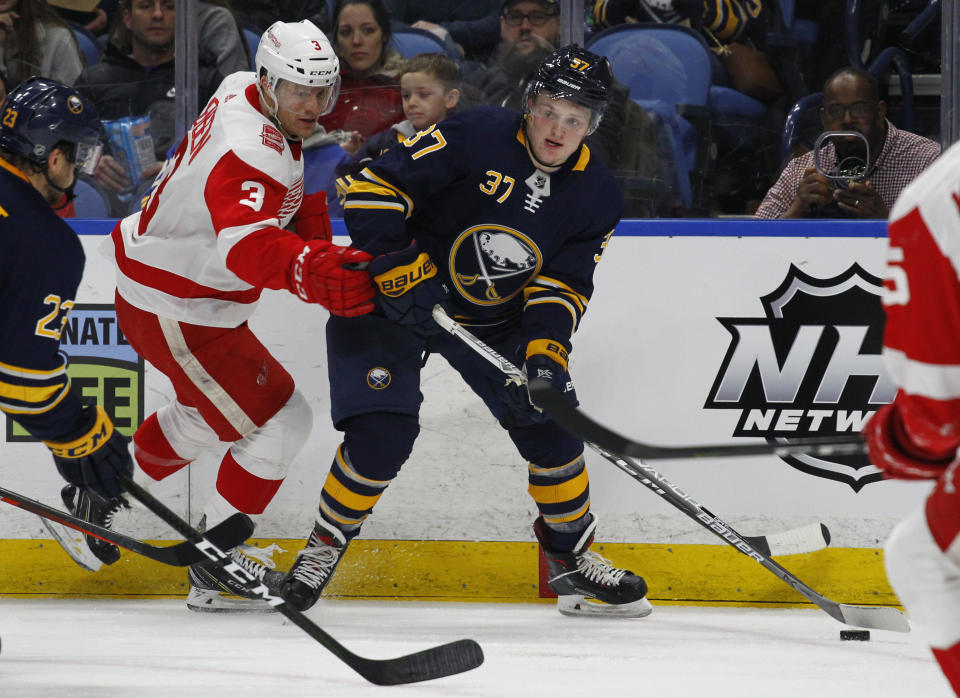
{"left": 55, "top": 484, "right": 130, "bottom": 568}
{"left": 186, "top": 542, "right": 286, "bottom": 613}
{"left": 535, "top": 515, "right": 653, "bottom": 618}
{"left": 280, "top": 519, "right": 348, "bottom": 611}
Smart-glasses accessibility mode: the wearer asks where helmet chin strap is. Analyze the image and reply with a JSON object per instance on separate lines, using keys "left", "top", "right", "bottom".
{"left": 43, "top": 167, "right": 76, "bottom": 205}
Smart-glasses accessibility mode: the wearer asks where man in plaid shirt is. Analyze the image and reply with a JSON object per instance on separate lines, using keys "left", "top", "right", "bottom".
{"left": 755, "top": 66, "right": 940, "bottom": 220}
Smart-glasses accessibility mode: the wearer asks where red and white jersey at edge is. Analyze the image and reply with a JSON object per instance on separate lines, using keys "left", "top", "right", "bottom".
{"left": 112, "top": 71, "right": 305, "bottom": 328}
{"left": 882, "top": 140, "right": 960, "bottom": 442}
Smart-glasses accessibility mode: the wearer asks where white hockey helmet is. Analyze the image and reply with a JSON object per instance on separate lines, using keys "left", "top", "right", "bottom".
{"left": 256, "top": 20, "right": 341, "bottom": 116}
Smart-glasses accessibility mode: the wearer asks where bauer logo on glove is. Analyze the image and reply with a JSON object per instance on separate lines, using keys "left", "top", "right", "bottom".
{"left": 375, "top": 253, "right": 437, "bottom": 297}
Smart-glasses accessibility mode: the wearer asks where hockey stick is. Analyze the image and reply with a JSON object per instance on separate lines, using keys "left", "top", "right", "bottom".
{"left": 528, "top": 382, "right": 867, "bottom": 460}
{"left": 432, "top": 306, "right": 909, "bottom": 632}
{"left": 431, "top": 307, "right": 866, "bottom": 461}
{"left": 119, "top": 475, "right": 484, "bottom": 686}
{"left": 0, "top": 484, "right": 254, "bottom": 567}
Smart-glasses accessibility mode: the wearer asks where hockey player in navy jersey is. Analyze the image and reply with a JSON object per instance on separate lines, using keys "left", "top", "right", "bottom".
{"left": 282, "top": 45, "right": 652, "bottom": 618}
{"left": 0, "top": 77, "right": 133, "bottom": 567}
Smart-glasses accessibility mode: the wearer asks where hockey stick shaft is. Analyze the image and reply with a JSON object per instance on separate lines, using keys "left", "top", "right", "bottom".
{"left": 431, "top": 306, "right": 866, "bottom": 459}
{"left": 119, "top": 475, "right": 483, "bottom": 686}
{"left": 0, "top": 484, "right": 253, "bottom": 566}
{"left": 432, "top": 307, "right": 908, "bottom": 632}
{"left": 529, "top": 383, "right": 866, "bottom": 460}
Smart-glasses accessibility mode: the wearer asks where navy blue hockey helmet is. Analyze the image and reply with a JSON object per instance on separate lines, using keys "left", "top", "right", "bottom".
{"left": 523, "top": 45, "right": 614, "bottom": 134}
{"left": 0, "top": 76, "right": 102, "bottom": 174}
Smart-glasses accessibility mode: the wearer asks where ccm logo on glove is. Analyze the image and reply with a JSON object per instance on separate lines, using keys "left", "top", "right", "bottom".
{"left": 375, "top": 252, "right": 436, "bottom": 297}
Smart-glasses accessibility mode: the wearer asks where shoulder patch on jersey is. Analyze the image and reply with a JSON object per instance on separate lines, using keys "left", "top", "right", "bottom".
{"left": 260, "top": 124, "right": 285, "bottom": 154}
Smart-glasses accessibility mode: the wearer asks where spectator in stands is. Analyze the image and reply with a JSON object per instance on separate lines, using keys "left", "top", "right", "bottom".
{"left": 74, "top": 0, "right": 223, "bottom": 213}
{"left": 385, "top": 0, "right": 500, "bottom": 63}
{"left": 319, "top": 0, "right": 404, "bottom": 155}
{"left": 0, "top": 0, "right": 85, "bottom": 86}
{"left": 755, "top": 67, "right": 940, "bottom": 220}
{"left": 335, "top": 52, "right": 460, "bottom": 186}
{"left": 48, "top": 0, "right": 110, "bottom": 37}
{"left": 462, "top": 0, "right": 679, "bottom": 217}
{"left": 197, "top": 1, "right": 254, "bottom": 77}
{"left": 230, "top": 0, "right": 331, "bottom": 33}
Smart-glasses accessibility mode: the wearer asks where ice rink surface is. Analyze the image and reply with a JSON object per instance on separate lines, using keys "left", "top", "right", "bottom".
{"left": 0, "top": 598, "right": 950, "bottom": 698}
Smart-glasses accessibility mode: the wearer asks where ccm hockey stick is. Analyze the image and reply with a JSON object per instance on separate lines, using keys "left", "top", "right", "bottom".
{"left": 120, "top": 475, "right": 484, "bottom": 686}
{"left": 0, "top": 484, "right": 255, "bottom": 567}
{"left": 432, "top": 307, "right": 908, "bottom": 632}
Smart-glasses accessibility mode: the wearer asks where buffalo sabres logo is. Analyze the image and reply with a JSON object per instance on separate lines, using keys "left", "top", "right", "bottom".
{"left": 448, "top": 225, "right": 542, "bottom": 306}
{"left": 366, "top": 367, "right": 391, "bottom": 390}
{"left": 67, "top": 95, "right": 84, "bottom": 114}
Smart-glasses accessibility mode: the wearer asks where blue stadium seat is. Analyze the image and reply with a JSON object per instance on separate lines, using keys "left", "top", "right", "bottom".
{"left": 304, "top": 142, "right": 351, "bottom": 217}
{"left": 71, "top": 177, "right": 111, "bottom": 218}
{"left": 243, "top": 27, "right": 259, "bottom": 70}
{"left": 72, "top": 27, "right": 101, "bottom": 67}
{"left": 588, "top": 24, "right": 717, "bottom": 209}
{"left": 390, "top": 27, "right": 457, "bottom": 60}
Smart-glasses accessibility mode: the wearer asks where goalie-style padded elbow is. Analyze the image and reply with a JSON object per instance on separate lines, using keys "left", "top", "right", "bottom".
{"left": 44, "top": 405, "right": 115, "bottom": 459}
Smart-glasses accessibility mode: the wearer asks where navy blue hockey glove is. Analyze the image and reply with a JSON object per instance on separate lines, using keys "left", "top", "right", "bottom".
{"left": 45, "top": 406, "right": 133, "bottom": 499}
{"left": 511, "top": 340, "right": 578, "bottom": 423}
{"left": 368, "top": 241, "right": 451, "bottom": 336}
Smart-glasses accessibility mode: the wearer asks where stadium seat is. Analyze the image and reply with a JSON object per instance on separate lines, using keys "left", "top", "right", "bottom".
{"left": 587, "top": 24, "right": 719, "bottom": 210}
{"left": 842, "top": 0, "right": 916, "bottom": 132}
{"left": 242, "top": 27, "right": 259, "bottom": 70}
{"left": 71, "top": 26, "right": 101, "bottom": 67}
{"left": 304, "top": 142, "right": 351, "bottom": 217}
{"left": 71, "top": 177, "right": 111, "bottom": 218}
{"left": 390, "top": 26, "right": 460, "bottom": 61}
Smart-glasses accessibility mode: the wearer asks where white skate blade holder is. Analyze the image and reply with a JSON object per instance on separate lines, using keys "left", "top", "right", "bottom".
{"left": 557, "top": 595, "right": 654, "bottom": 618}
{"left": 186, "top": 586, "right": 279, "bottom": 614}
{"left": 41, "top": 518, "right": 103, "bottom": 572}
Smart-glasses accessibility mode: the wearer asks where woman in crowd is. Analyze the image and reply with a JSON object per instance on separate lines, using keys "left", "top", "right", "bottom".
{"left": 0, "top": 0, "right": 85, "bottom": 86}
{"left": 319, "top": 0, "right": 404, "bottom": 154}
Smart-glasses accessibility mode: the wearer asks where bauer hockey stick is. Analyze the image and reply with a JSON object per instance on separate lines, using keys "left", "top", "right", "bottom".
{"left": 0, "top": 484, "right": 254, "bottom": 567}
{"left": 119, "top": 475, "right": 484, "bottom": 686}
{"left": 432, "top": 306, "right": 909, "bottom": 632}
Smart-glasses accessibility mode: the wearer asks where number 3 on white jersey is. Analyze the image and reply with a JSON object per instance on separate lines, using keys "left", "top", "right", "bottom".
{"left": 883, "top": 245, "right": 909, "bottom": 306}
{"left": 239, "top": 181, "right": 265, "bottom": 210}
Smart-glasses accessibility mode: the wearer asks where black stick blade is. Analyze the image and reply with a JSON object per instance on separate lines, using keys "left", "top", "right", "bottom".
{"left": 358, "top": 639, "right": 484, "bottom": 686}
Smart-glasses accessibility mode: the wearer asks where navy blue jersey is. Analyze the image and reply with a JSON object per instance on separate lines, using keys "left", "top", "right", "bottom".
{"left": 342, "top": 106, "right": 624, "bottom": 350}
{"left": 0, "top": 160, "right": 86, "bottom": 441}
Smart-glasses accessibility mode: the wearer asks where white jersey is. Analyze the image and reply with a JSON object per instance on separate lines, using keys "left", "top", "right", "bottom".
{"left": 112, "top": 72, "right": 306, "bottom": 327}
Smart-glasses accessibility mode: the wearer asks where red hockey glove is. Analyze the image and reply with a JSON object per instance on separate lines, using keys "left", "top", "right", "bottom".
{"left": 368, "top": 241, "right": 451, "bottom": 336}
{"left": 45, "top": 405, "right": 133, "bottom": 499}
{"left": 290, "top": 240, "right": 375, "bottom": 317}
{"left": 864, "top": 403, "right": 955, "bottom": 480}
{"left": 292, "top": 191, "right": 333, "bottom": 242}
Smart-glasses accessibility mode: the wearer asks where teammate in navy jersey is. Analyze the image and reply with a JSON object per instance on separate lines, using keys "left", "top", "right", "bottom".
{"left": 282, "top": 45, "right": 653, "bottom": 618}
{"left": 0, "top": 77, "right": 133, "bottom": 567}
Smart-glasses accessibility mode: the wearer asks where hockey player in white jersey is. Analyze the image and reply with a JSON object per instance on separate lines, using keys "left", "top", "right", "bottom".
{"left": 109, "top": 20, "right": 375, "bottom": 611}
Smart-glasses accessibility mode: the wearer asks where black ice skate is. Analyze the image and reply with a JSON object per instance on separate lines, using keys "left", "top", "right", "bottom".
{"left": 186, "top": 542, "right": 286, "bottom": 613}
{"left": 535, "top": 514, "right": 653, "bottom": 618}
{"left": 54, "top": 484, "right": 129, "bottom": 568}
{"left": 280, "top": 519, "right": 349, "bottom": 611}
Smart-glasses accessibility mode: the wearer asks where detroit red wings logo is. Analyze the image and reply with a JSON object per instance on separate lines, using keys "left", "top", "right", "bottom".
{"left": 260, "top": 124, "right": 284, "bottom": 154}
{"left": 279, "top": 176, "right": 304, "bottom": 219}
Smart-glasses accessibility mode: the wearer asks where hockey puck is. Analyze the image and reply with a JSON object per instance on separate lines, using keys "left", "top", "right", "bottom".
{"left": 840, "top": 630, "right": 870, "bottom": 641}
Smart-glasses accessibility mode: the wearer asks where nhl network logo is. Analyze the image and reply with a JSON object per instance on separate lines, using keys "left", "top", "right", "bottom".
{"left": 703, "top": 264, "right": 895, "bottom": 492}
